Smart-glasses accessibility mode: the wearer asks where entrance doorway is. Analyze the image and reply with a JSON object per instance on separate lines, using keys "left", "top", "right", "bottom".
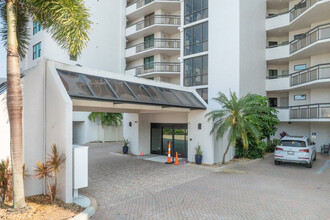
{"left": 151, "top": 123, "right": 188, "bottom": 158}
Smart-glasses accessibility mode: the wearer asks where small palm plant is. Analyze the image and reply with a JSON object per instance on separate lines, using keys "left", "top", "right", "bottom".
{"left": 34, "top": 145, "right": 65, "bottom": 203}
{"left": 206, "top": 91, "right": 260, "bottom": 164}
{"left": 123, "top": 138, "right": 130, "bottom": 154}
{"left": 195, "top": 144, "right": 203, "bottom": 156}
{"left": 88, "top": 112, "right": 123, "bottom": 127}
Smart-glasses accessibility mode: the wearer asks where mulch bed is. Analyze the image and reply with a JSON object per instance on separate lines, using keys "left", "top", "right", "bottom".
{"left": 0, "top": 195, "right": 84, "bottom": 220}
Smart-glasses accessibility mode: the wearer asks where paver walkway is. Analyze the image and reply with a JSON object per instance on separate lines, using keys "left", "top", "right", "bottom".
{"left": 81, "top": 143, "right": 330, "bottom": 220}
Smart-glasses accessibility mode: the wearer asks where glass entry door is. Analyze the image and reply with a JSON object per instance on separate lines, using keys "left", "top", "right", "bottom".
{"left": 151, "top": 124, "right": 188, "bottom": 158}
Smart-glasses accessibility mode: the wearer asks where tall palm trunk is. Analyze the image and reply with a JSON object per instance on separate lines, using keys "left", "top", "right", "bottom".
{"left": 6, "top": 0, "right": 26, "bottom": 209}
{"left": 222, "top": 143, "right": 231, "bottom": 165}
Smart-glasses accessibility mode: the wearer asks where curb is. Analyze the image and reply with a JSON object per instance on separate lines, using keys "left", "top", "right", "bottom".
{"left": 72, "top": 194, "right": 98, "bottom": 220}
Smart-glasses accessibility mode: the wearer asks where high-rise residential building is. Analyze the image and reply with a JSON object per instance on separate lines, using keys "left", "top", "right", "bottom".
{"left": 266, "top": 0, "right": 330, "bottom": 144}
{"left": 14, "top": 0, "right": 330, "bottom": 164}
{"left": 2, "top": 0, "right": 329, "bottom": 203}
{"left": 125, "top": 0, "right": 181, "bottom": 84}
{"left": 20, "top": 0, "right": 126, "bottom": 74}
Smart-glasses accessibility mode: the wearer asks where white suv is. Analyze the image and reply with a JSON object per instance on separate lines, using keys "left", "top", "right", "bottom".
{"left": 274, "top": 136, "right": 316, "bottom": 168}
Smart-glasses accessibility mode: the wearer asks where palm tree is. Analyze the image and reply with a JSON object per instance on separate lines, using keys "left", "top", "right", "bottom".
{"left": 206, "top": 91, "right": 260, "bottom": 164}
{"left": 88, "top": 112, "right": 123, "bottom": 128}
{"left": 0, "top": 0, "right": 91, "bottom": 209}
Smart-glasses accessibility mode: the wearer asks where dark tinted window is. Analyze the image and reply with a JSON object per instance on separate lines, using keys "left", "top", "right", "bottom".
{"left": 279, "top": 140, "right": 306, "bottom": 147}
{"left": 84, "top": 75, "right": 116, "bottom": 99}
{"left": 58, "top": 70, "right": 92, "bottom": 96}
{"left": 107, "top": 79, "right": 136, "bottom": 101}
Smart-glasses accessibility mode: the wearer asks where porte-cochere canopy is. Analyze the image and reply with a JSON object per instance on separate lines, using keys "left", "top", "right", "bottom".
{"left": 57, "top": 69, "right": 206, "bottom": 110}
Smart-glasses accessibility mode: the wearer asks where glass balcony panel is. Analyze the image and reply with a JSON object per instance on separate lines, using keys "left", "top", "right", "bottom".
{"left": 300, "top": 72, "right": 308, "bottom": 84}
{"left": 321, "top": 106, "right": 330, "bottom": 118}
{"left": 300, "top": 108, "right": 308, "bottom": 119}
{"left": 310, "top": 107, "right": 318, "bottom": 118}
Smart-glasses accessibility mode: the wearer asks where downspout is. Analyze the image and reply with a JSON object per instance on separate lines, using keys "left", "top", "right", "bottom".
{"left": 42, "top": 60, "right": 47, "bottom": 195}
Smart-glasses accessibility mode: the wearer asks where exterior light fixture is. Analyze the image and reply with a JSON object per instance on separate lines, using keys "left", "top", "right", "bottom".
{"left": 129, "top": 122, "right": 132, "bottom": 127}
{"left": 198, "top": 123, "right": 202, "bottom": 130}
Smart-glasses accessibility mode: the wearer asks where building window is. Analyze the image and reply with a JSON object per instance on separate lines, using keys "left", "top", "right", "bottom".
{"left": 184, "top": 0, "right": 208, "bottom": 24}
{"left": 184, "top": 55, "right": 208, "bottom": 87}
{"left": 144, "top": 13, "right": 154, "bottom": 27}
{"left": 196, "top": 88, "right": 208, "bottom": 103}
{"left": 184, "top": 22, "right": 208, "bottom": 56}
{"left": 268, "top": 41, "right": 278, "bottom": 47}
{"left": 269, "top": 98, "right": 278, "bottom": 107}
{"left": 144, "top": 34, "right": 154, "bottom": 49}
{"left": 268, "top": 69, "right": 278, "bottom": 79}
{"left": 294, "top": 94, "right": 306, "bottom": 100}
{"left": 33, "top": 21, "right": 41, "bottom": 35}
{"left": 33, "top": 42, "right": 41, "bottom": 60}
{"left": 294, "top": 34, "right": 306, "bottom": 40}
{"left": 294, "top": 64, "right": 307, "bottom": 71}
{"left": 144, "top": 56, "right": 154, "bottom": 70}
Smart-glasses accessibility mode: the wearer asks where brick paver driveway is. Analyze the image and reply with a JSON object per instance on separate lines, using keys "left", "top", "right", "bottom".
{"left": 81, "top": 143, "right": 330, "bottom": 220}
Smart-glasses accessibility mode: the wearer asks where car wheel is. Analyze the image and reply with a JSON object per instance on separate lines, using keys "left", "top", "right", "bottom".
{"left": 274, "top": 160, "right": 281, "bottom": 165}
{"left": 313, "top": 153, "right": 316, "bottom": 161}
{"left": 306, "top": 161, "right": 312, "bottom": 168}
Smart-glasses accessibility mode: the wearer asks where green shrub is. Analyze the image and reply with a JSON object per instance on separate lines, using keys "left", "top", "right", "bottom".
{"left": 265, "top": 138, "right": 280, "bottom": 152}
{"left": 195, "top": 144, "right": 203, "bottom": 155}
{"left": 236, "top": 141, "right": 267, "bottom": 159}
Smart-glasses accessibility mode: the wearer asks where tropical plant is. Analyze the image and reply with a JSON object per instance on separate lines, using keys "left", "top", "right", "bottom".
{"left": 34, "top": 144, "right": 65, "bottom": 203}
{"left": 0, "top": 158, "right": 28, "bottom": 204}
{"left": 206, "top": 91, "right": 260, "bottom": 164}
{"left": 236, "top": 140, "right": 267, "bottom": 159}
{"left": 123, "top": 138, "right": 130, "bottom": 147}
{"left": 195, "top": 144, "right": 203, "bottom": 156}
{"left": 245, "top": 95, "right": 280, "bottom": 141}
{"left": 88, "top": 112, "right": 123, "bottom": 128}
{"left": 0, "top": 0, "right": 91, "bottom": 209}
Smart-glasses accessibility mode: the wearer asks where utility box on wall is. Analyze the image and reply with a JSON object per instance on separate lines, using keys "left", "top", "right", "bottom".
{"left": 73, "top": 145, "right": 88, "bottom": 197}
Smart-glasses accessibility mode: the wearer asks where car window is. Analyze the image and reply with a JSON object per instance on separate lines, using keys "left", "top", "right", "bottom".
{"left": 279, "top": 140, "right": 306, "bottom": 147}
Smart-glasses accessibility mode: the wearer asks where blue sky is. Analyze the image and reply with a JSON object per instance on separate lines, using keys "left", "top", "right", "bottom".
{"left": 0, "top": 44, "right": 6, "bottom": 78}
{"left": 0, "top": 23, "right": 6, "bottom": 78}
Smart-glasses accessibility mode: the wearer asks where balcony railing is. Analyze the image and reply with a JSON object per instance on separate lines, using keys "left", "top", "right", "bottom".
{"left": 127, "top": 39, "right": 180, "bottom": 53}
{"left": 128, "top": 15, "right": 180, "bottom": 31}
{"left": 127, "top": 62, "right": 180, "bottom": 76}
{"left": 290, "top": 0, "right": 320, "bottom": 21}
{"left": 290, "top": 103, "right": 330, "bottom": 119}
{"left": 127, "top": 0, "right": 179, "bottom": 8}
{"left": 266, "top": 0, "right": 321, "bottom": 20}
{"left": 291, "top": 63, "right": 330, "bottom": 86}
{"left": 290, "top": 23, "right": 330, "bottom": 53}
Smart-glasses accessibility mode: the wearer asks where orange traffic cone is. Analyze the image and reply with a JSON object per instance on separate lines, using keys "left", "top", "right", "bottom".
{"left": 174, "top": 152, "right": 179, "bottom": 165}
{"left": 165, "top": 142, "right": 173, "bottom": 164}
{"left": 141, "top": 152, "right": 144, "bottom": 156}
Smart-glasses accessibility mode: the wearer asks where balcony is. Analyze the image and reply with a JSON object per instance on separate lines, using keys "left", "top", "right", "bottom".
{"left": 266, "top": 23, "right": 330, "bottom": 62}
{"left": 266, "top": 74, "right": 290, "bottom": 91}
{"left": 290, "top": 23, "right": 330, "bottom": 53}
{"left": 266, "top": 0, "right": 330, "bottom": 32}
{"left": 290, "top": 103, "right": 330, "bottom": 120}
{"left": 276, "top": 108, "right": 290, "bottom": 122}
{"left": 276, "top": 103, "right": 330, "bottom": 121}
{"left": 126, "top": 0, "right": 180, "bottom": 20}
{"left": 291, "top": 63, "right": 330, "bottom": 86}
{"left": 125, "top": 62, "right": 180, "bottom": 77}
{"left": 266, "top": 63, "right": 330, "bottom": 91}
{"left": 125, "top": 39, "right": 180, "bottom": 61}
{"left": 266, "top": 43, "right": 290, "bottom": 61}
{"left": 126, "top": 15, "right": 180, "bottom": 40}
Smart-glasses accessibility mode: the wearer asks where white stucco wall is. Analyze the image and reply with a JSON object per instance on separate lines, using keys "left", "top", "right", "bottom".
{"left": 239, "top": 0, "right": 267, "bottom": 97}
{"left": 46, "top": 63, "right": 73, "bottom": 203}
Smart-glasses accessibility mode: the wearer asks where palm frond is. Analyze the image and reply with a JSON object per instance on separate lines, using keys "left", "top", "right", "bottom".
{"left": 0, "top": 1, "right": 30, "bottom": 59}
{"left": 22, "top": 0, "right": 91, "bottom": 56}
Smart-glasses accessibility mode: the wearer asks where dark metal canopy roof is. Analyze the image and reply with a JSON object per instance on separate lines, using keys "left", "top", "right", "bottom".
{"left": 57, "top": 69, "right": 206, "bottom": 109}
